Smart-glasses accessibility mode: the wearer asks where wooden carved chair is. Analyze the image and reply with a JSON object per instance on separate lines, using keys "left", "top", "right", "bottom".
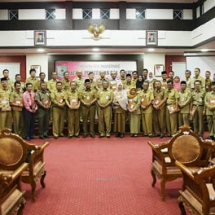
{"left": 0, "top": 128, "right": 49, "bottom": 202}
{"left": 0, "top": 129, "right": 29, "bottom": 215}
{"left": 176, "top": 161, "right": 215, "bottom": 215}
{"left": 147, "top": 125, "right": 215, "bottom": 201}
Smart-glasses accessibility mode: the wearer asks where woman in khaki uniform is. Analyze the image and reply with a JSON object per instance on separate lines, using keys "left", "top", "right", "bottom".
{"left": 127, "top": 87, "right": 141, "bottom": 137}
{"left": 113, "top": 82, "right": 128, "bottom": 138}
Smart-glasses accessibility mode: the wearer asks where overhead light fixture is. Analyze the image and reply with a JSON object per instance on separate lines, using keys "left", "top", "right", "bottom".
{"left": 37, "top": 48, "right": 45, "bottom": 52}
{"left": 184, "top": 52, "right": 197, "bottom": 56}
{"left": 147, "top": 48, "right": 155, "bottom": 52}
{"left": 92, "top": 48, "right": 100, "bottom": 52}
{"left": 201, "top": 49, "right": 208, "bottom": 52}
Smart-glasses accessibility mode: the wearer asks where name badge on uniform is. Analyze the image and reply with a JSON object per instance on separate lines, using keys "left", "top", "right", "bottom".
{"left": 87, "top": 96, "right": 90, "bottom": 100}
{"left": 106, "top": 95, "right": 109, "bottom": 100}
{"left": 141, "top": 98, "right": 145, "bottom": 102}
{"left": 199, "top": 98, "right": 202, "bottom": 102}
{"left": 181, "top": 97, "right": 185, "bottom": 102}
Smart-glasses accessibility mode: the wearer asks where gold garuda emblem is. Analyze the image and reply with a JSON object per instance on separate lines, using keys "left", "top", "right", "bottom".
{"left": 88, "top": 23, "right": 105, "bottom": 40}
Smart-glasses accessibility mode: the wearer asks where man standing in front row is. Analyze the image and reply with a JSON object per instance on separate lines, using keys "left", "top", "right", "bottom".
{"left": 35, "top": 82, "right": 51, "bottom": 139}
{"left": 190, "top": 80, "right": 205, "bottom": 139}
{"left": 80, "top": 79, "right": 97, "bottom": 138}
{"left": 22, "top": 83, "right": 38, "bottom": 140}
{"left": 97, "top": 80, "right": 113, "bottom": 138}
{"left": 51, "top": 81, "right": 66, "bottom": 139}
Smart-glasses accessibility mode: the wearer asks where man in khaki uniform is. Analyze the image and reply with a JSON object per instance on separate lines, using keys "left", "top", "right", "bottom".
{"left": 51, "top": 81, "right": 66, "bottom": 139}
{"left": 80, "top": 79, "right": 97, "bottom": 138}
{"left": 96, "top": 71, "right": 110, "bottom": 90}
{"left": 73, "top": 71, "right": 85, "bottom": 92}
{"left": 204, "top": 81, "right": 215, "bottom": 140}
{"left": 153, "top": 80, "right": 167, "bottom": 138}
{"left": 205, "top": 71, "right": 212, "bottom": 92}
{"left": 97, "top": 80, "right": 113, "bottom": 138}
{"left": 120, "top": 69, "right": 126, "bottom": 86}
{"left": 161, "top": 71, "right": 168, "bottom": 90}
{"left": 140, "top": 81, "right": 154, "bottom": 137}
{"left": 47, "top": 72, "right": 58, "bottom": 93}
{"left": 34, "top": 72, "right": 46, "bottom": 92}
{"left": 124, "top": 74, "right": 135, "bottom": 93}
{"left": 190, "top": 80, "right": 206, "bottom": 139}
{"left": 142, "top": 69, "right": 148, "bottom": 81}
{"left": 35, "top": 82, "right": 51, "bottom": 139}
{"left": 0, "top": 78, "right": 12, "bottom": 132}
{"left": 10, "top": 81, "right": 24, "bottom": 137}
{"left": 110, "top": 71, "right": 120, "bottom": 92}
{"left": 165, "top": 79, "right": 179, "bottom": 137}
{"left": 62, "top": 72, "right": 70, "bottom": 91}
{"left": 191, "top": 68, "right": 205, "bottom": 89}
{"left": 131, "top": 71, "right": 138, "bottom": 86}
{"left": 185, "top": 70, "right": 192, "bottom": 90}
{"left": 65, "top": 81, "right": 80, "bottom": 138}
{"left": 88, "top": 72, "right": 97, "bottom": 91}
{"left": 0, "top": 69, "right": 13, "bottom": 91}
{"left": 178, "top": 81, "right": 191, "bottom": 127}
{"left": 25, "top": 68, "right": 38, "bottom": 92}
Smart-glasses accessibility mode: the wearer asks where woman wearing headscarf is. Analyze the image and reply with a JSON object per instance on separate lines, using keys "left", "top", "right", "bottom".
{"left": 127, "top": 87, "right": 141, "bottom": 137}
{"left": 136, "top": 75, "right": 144, "bottom": 93}
{"left": 113, "top": 82, "right": 128, "bottom": 138}
{"left": 173, "top": 76, "right": 181, "bottom": 91}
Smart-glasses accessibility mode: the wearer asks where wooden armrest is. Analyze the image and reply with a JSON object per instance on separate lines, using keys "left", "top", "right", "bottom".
{"left": 175, "top": 161, "right": 195, "bottom": 179}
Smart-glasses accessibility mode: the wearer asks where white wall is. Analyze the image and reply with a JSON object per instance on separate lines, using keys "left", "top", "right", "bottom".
{"left": 146, "top": 9, "right": 173, "bottom": 20}
{"left": 26, "top": 54, "right": 48, "bottom": 80}
{"left": 0, "top": 10, "right": 8, "bottom": 20}
{"left": 19, "top": 9, "right": 46, "bottom": 20}
{"left": 143, "top": 53, "right": 165, "bottom": 79}
{"left": 204, "top": 0, "right": 215, "bottom": 13}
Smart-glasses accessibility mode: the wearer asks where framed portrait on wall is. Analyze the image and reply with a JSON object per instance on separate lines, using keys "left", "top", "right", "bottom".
{"left": 30, "top": 65, "right": 41, "bottom": 77}
{"left": 146, "top": 31, "right": 158, "bottom": 46}
{"left": 154, "top": 64, "right": 164, "bottom": 77}
{"left": 34, "top": 31, "right": 46, "bottom": 46}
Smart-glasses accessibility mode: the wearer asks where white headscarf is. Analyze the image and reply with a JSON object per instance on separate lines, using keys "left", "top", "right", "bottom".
{"left": 113, "top": 82, "right": 128, "bottom": 110}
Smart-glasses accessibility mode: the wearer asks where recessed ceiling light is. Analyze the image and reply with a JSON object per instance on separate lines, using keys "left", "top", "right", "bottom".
{"left": 92, "top": 48, "right": 100, "bottom": 52}
{"left": 148, "top": 48, "right": 155, "bottom": 52}
{"left": 37, "top": 48, "right": 45, "bottom": 52}
{"left": 201, "top": 49, "right": 208, "bottom": 52}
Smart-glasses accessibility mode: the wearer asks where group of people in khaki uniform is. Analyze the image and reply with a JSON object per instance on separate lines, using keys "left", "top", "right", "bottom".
{"left": 0, "top": 67, "right": 215, "bottom": 140}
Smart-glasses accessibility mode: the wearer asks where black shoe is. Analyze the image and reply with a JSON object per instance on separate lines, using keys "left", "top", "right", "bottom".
{"left": 25, "top": 137, "right": 30, "bottom": 141}
{"left": 106, "top": 135, "right": 110, "bottom": 138}
{"left": 160, "top": 134, "right": 164, "bottom": 138}
{"left": 39, "top": 136, "right": 44, "bottom": 139}
{"left": 91, "top": 134, "right": 95, "bottom": 138}
{"left": 30, "top": 136, "right": 34, "bottom": 139}
{"left": 60, "top": 134, "right": 65, "bottom": 137}
{"left": 131, "top": 134, "right": 134, "bottom": 137}
{"left": 148, "top": 134, "right": 153, "bottom": 138}
{"left": 134, "top": 134, "right": 138, "bottom": 137}
{"left": 115, "top": 133, "right": 120, "bottom": 137}
{"left": 68, "top": 136, "right": 73, "bottom": 139}
{"left": 54, "top": 136, "right": 58, "bottom": 139}
{"left": 83, "top": 134, "right": 87, "bottom": 138}
{"left": 120, "top": 134, "right": 124, "bottom": 138}
{"left": 75, "top": 135, "right": 80, "bottom": 138}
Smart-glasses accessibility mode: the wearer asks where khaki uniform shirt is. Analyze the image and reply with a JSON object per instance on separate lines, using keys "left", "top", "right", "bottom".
{"left": 97, "top": 89, "right": 113, "bottom": 106}
{"left": 9, "top": 90, "right": 23, "bottom": 110}
{"left": 47, "top": 79, "right": 58, "bottom": 92}
{"left": 65, "top": 90, "right": 79, "bottom": 103}
{"left": 205, "top": 78, "right": 212, "bottom": 92}
{"left": 139, "top": 90, "right": 154, "bottom": 113}
{"left": 0, "top": 88, "right": 11, "bottom": 111}
{"left": 204, "top": 91, "right": 215, "bottom": 115}
{"left": 191, "top": 90, "right": 205, "bottom": 106}
{"left": 120, "top": 78, "right": 126, "bottom": 87}
{"left": 191, "top": 76, "right": 205, "bottom": 89}
{"left": 0, "top": 79, "right": 13, "bottom": 92}
{"left": 161, "top": 80, "right": 168, "bottom": 90}
{"left": 25, "top": 77, "right": 38, "bottom": 91}
{"left": 79, "top": 88, "right": 97, "bottom": 103}
{"left": 128, "top": 95, "right": 141, "bottom": 114}
{"left": 179, "top": 89, "right": 191, "bottom": 113}
{"left": 186, "top": 78, "right": 192, "bottom": 90}
{"left": 62, "top": 79, "right": 70, "bottom": 91}
{"left": 51, "top": 90, "right": 65, "bottom": 107}
{"left": 165, "top": 88, "right": 179, "bottom": 105}
{"left": 131, "top": 78, "right": 137, "bottom": 87}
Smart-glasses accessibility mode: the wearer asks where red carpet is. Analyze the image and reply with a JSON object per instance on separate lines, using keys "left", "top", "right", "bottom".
{"left": 23, "top": 135, "right": 183, "bottom": 215}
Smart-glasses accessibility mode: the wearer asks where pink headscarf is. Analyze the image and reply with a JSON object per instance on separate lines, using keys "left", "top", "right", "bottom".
{"left": 173, "top": 76, "right": 181, "bottom": 91}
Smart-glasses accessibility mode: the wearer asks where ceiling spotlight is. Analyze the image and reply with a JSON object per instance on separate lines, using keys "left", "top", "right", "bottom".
{"left": 37, "top": 48, "right": 45, "bottom": 52}
{"left": 147, "top": 48, "right": 155, "bottom": 52}
{"left": 92, "top": 48, "right": 100, "bottom": 52}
